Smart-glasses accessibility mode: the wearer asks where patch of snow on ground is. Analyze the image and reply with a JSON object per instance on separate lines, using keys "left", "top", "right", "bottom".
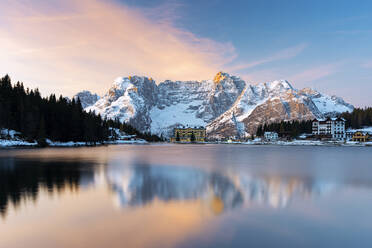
{"left": 0, "top": 128, "right": 36, "bottom": 147}
{"left": 0, "top": 139, "right": 37, "bottom": 147}
{"left": 47, "top": 140, "right": 87, "bottom": 147}
{"left": 348, "top": 127, "right": 372, "bottom": 133}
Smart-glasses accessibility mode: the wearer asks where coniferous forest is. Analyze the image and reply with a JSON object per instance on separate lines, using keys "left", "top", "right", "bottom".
{"left": 256, "top": 120, "right": 313, "bottom": 138}
{"left": 0, "top": 75, "right": 162, "bottom": 145}
{"left": 341, "top": 108, "right": 372, "bottom": 129}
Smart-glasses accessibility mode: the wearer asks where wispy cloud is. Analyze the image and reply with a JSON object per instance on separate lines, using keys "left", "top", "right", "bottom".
{"left": 334, "top": 29, "right": 372, "bottom": 35}
{"left": 361, "top": 61, "right": 372, "bottom": 69}
{"left": 239, "top": 69, "right": 285, "bottom": 85}
{"left": 288, "top": 62, "right": 343, "bottom": 84}
{"left": 0, "top": 0, "right": 236, "bottom": 96}
{"left": 227, "top": 43, "right": 308, "bottom": 72}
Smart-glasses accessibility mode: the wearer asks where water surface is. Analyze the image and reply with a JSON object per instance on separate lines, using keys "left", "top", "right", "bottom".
{"left": 1, "top": 144, "right": 372, "bottom": 248}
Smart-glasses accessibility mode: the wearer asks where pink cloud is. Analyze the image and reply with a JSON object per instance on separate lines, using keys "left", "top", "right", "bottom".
{"left": 288, "top": 63, "right": 342, "bottom": 84}
{"left": 0, "top": 0, "right": 236, "bottom": 96}
{"left": 227, "top": 43, "right": 308, "bottom": 72}
{"left": 361, "top": 61, "right": 372, "bottom": 69}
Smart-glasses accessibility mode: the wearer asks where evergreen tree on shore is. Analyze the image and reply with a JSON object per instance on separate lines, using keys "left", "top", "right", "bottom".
{"left": 341, "top": 108, "right": 372, "bottom": 129}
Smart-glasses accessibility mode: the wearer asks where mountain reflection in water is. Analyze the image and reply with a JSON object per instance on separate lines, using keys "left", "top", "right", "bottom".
{"left": 105, "top": 162, "right": 337, "bottom": 211}
{"left": 0, "top": 156, "right": 344, "bottom": 218}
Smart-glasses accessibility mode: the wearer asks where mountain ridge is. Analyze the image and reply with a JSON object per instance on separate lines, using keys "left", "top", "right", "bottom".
{"left": 75, "top": 72, "right": 354, "bottom": 138}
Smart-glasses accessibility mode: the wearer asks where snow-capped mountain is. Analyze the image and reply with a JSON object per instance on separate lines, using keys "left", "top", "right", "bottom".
{"left": 86, "top": 72, "right": 245, "bottom": 136}
{"left": 207, "top": 80, "right": 354, "bottom": 138}
{"left": 73, "top": 90, "right": 100, "bottom": 109}
{"left": 83, "top": 72, "right": 354, "bottom": 138}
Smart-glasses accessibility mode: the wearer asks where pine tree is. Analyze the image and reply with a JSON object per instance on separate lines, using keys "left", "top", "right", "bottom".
{"left": 190, "top": 131, "right": 195, "bottom": 142}
{"left": 37, "top": 116, "right": 47, "bottom": 147}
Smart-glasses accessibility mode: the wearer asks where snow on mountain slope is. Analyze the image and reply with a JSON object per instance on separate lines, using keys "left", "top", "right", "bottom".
{"left": 73, "top": 90, "right": 100, "bottom": 109}
{"left": 86, "top": 76, "right": 158, "bottom": 131}
{"left": 87, "top": 72, "right": 245, "bottom": 136}
{"left": 299, "top": 88, "right": 354, "bottom": 114}
{"left": 83, "top": 72, "right": 353, "bottom": 138}
{"left": 150, "top": 73, "right": 245, "bottom": 136}
{"left": 207, "top": 80, "right": 353, "bottom": 138}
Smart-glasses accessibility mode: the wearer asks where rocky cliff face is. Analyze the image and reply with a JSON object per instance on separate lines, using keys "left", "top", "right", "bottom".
{"left": 207, "top": 80, "right": 327, "bottom": 138}
{"left": 82, "top": 72, "right": 354, "bottom": 138}
{"left": 86, "top": 76, "right": 158, "bottom": 132}
{"left": 73, "top": 90, "right": 100, "bottom": 109}
{"left": 150, "top": 72, "right": 245, "bottom": 136}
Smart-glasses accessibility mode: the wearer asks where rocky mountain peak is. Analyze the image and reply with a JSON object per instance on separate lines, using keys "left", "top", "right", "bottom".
{"left": 213, "top": 71, "right": 231, "bottom": 83}
{"left": 73, "top": 90, "right": 100, "bottom": 109}
{"left": 265, "top": 80, "right": 293, "bottom": 92}
{"left": 299, "top": 87, "right": 320, "bottom": 96}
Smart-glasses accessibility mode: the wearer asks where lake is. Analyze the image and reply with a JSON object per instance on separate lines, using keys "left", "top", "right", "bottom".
{"left": 1, "top": 144, "right": 372, "bottom": 248}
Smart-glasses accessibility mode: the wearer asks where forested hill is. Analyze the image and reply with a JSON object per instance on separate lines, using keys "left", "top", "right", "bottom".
{"left": 0, "top": 75, "right": 162, "bottom": 144}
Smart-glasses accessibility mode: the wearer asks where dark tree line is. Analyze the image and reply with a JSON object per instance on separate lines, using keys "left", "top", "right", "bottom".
{"left": 0, "top": 75, "right": 162, "bottom": 144}
{"left": 256, "top": 120, "right": 313, "bottom": 138}
{"left": 341, "top": 107, "right": 372, "bottom": 129}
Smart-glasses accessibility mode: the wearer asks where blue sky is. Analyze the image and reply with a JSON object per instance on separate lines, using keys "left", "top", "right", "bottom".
{"left": 0, "top": 0, "right": 371, "bottom": 106}
{"left": 121, "top": 0, "right": 372, "bottom": 106}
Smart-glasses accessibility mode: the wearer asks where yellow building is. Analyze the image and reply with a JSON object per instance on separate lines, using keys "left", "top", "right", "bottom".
{"left": 170, "top": 127, "right": 206, "bottom": 142}
{"left": 352, "top": 131, "right": 370, "bottom": 142}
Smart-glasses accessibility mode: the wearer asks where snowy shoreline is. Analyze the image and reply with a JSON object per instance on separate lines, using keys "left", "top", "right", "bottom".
{"left": 212, "top": 140, "right": 372, "bottom": 147}
{"left": 0, "top": 128, "right": 148, "bottom": 148}
{"left": 1, "top": 140, "right": 371, "bottom": 148}
{"left": 0, "top": 139, "right": 148, "bottom": 148}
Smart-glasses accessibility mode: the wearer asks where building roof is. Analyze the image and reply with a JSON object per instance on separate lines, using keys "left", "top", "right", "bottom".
{"left": 264, "top": 131, "right": 278, "bottom": 135}
{"left": 175, "top": 126, "right": 206, "bottom": 130}
{"left": 313, "top": 117, "right": 346, "bottom": 122}
{"left": 353, "top": 131, "right": 370, "bottom": 135}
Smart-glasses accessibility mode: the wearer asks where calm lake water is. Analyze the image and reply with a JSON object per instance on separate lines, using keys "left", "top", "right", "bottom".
{"left": 1, "top": 144, "right": 372, "bottom": 248}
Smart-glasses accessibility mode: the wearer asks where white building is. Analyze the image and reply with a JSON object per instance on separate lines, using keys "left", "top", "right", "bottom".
{"left": 264, "top": 132, "right": 279, "bottom": 141}
{"left": 312, "top": 117, "right": 346, "bottom": 140}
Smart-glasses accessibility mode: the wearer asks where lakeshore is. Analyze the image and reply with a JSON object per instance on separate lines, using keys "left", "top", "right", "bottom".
{"left": 3, "top": 138, "right": 372, "bottom": 148}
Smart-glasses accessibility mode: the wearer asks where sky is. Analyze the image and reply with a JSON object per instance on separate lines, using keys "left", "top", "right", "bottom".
{"left": 0, "top": 0, "right": 371, "bottom": 106}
